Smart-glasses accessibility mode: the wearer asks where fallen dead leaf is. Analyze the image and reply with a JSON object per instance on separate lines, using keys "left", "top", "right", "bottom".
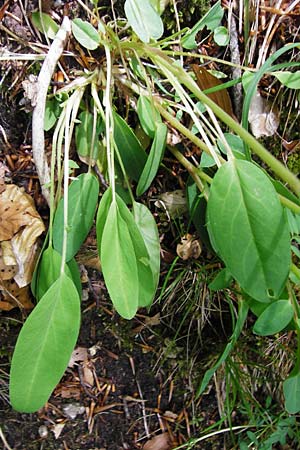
{"left": 143, "top": 432, "right": 176, "bottom": 450}
{"left": 0, "top": 281, "right": 34, "bottom": 310}
{"left": 0, "top": 184, "right": 41, "bottom": 241}
{"left": 68, "top": 347, "right": 89, "bottom": 368}
{"left": 0, "top": 183, "right": 45, "bottom": 309}
{"left": 176, "top": 234, "right": 202, "bottom": 260}
{"left": 248, "top": 91, "right": 279, "bottom": 138}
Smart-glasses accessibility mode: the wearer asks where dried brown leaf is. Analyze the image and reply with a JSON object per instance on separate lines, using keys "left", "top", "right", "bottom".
{"left": 143, "top": 433, "right": 176, "bottom": 450}
{"left": 68, "top": 347, "right": 89, "bottom": 368}
{"left": 0, "top": 281, "right": 34, "bottom": 310}
{"left": 192, "top": 64, "right": 234, "bottom": 118}
{"left": 0, "top": 184, "right": 42, "bottom": 241}
{"left": 176, "top": 234, "right": 202, "bottom": 260}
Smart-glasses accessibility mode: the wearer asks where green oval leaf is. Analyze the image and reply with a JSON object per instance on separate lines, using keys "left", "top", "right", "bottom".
{"left": 284, "top": 373, "right": 300, "bottom": 414}
{"left": 31, "top": 246, "right": 82, "bottom": 301}
{"left": 10, "top": 273, "right": 81, "bottom": 412}
{"left": 136, "top": 122, "right": 167, "bottom": 196}
{"left": 31, "top": 12, "right": 59, "bottom": 39}
{"left": 133, "top": 201, "right": 160, "bottom": 297}
{"left": 113, "top": 111, "right": 147, "bottom": 182}
{"left": 273, "top": 71, "right": 300, "bottom": 89}
{"left": 213, "top": 26, "right": 229, "bottom": 46}
{"left": 137, "top": 96, "right": 161, "bottom": 138}
{"left": 116, "top": 196, "right": 155, "bottom": 308}
{"left": 124, "top": 0, "right": 164, "bottom": 43}
{"left": 71, "top": 18, "right": 100, "bottom": 50}
{"left": 53, "top": 173, "right": 99, "bottom": 261}
{"left": 207, "top": 160, "right": 291, "bottom": 302}
{"left": 253, "top": 300, "right": 294, "bottom": 335}
{"left": 100, "top": 201, "right": 139, "bottom": 319}
{"left": 75, "top": 110, "right": 103, "bottom": 164}
{"left": 96, "top": 187, "right": 113, "bottom": 249}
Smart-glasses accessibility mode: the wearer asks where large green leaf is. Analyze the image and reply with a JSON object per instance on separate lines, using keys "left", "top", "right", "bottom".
{"left": 10, "top": 273, "right": 80, "bottom": 412}
{"left": 136, "top": 123, "right": 167, "bottom": 196}
{"left": 133, "top": 201, "right": 161, "bottom": 296}
{"left": 53, "top": 173, "right": 99, "bottom": 261}
{"left": 100, "top": 201, "right": 139, "bottom": 319}
{"left": 71, "top": 19, "right": 100, "bottom": 50}
{"left": 284, "top": 373, "right": 300, "bottom": 414}
{"left": 116, "top": 196, "right": 155, "bottom": 308}
{"left": 207, "top": 159, "right": 291, "bottom": 302}
{"left": 124, "top": 0, "right": 164, "bottom": 43}
{"left": 253, "top": 300, "right": 294, "bottom": 335}
{"left": 113, "top": 111, "right": 147, "bottom": 182}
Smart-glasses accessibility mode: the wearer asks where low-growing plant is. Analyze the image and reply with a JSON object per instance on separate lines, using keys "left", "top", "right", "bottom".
{"left": 4, "top": 0, "right": 300, "bottom": 419}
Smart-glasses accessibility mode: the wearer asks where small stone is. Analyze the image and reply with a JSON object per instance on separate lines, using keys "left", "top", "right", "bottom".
{"left": 38, "top": 425, "right": 48, "bottom": 438}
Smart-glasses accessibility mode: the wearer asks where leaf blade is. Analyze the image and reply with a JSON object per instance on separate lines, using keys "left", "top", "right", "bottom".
{"left": 207, "top": 160, "right": 291, "bottom": 302}
{"left": 10, "top": 273, "right": 81, "bottom": 412}
{"left": 53, "top": 173, "right": 99, "bottom": 261}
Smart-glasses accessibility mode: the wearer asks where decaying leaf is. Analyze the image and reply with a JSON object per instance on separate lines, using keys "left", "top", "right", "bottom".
{"left": 156, "top": 190, "right": 188, "bottom": 219}
{"left": 0, "top": 183, "right": 45, "bottom": 310}
{"left": 248, "top": 90, "right": 279, "bottom": 138}
{"left": 0, "top": 281, "right": 34, "bottom": 310}
{"left": 68, "top": 347, "right": 89, "bottom": 368}
{"left": 192, "top": 64, "right": 234, "bottom": 118}
{"left": 176, "top": 234, "right": 202, "bottom": 260}
{"left": 143, "top": 432, "right": 176, "bottom": 450}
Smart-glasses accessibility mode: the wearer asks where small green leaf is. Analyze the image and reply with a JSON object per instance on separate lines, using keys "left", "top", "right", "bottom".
{"left": 182, "top": 1, "right": 224, "bottom": 49}
{"left": 136, "top": 123, "right": 167, "bottom": 196}
{"left": 137, "top": 96, "right": 161, "bottom": 138}
{"left": 124, "top": 0, "right": 164, "bottom": 43}
{"left": 32, "top": 246, "right": 81, "bottom": 300}
{"left": 284, "top": 373, "right": 300, "bottom": 414}
{"left": 133, "top": 201, "right": 160, "bottom": 296}
{"left": 100, "top": 201, "right": 139, "bottom": 319}
{"left": 75, "top": 110, "right": 103, "bottom": 164}
{"left": 10, "top": 273, "right": 80, "bottom": 412}
{"left": 71, "top": 19, "right": 100, "bottom": 50}
{"left": 113, "top": 111, "right": 147, "bottom": 182}
{"left": 207, "top": 160, "right": 291, "bottom": 302}
{"left": 44, "top": 98, "right": 60, "bottom": 131}
{"left": 273, "top": 71, "right": 300, "bottom": 89}
{"left": 116, "top": 196, "right": 155, "bottom": 308}
{"left": 253, "top": 300, "right": 294, "bottom": 335}
{"left": 32, "top": 246, "right": 63, "bottom": 301}
{"left": 213, "top": 26, "right": 229, "bottom": 46}
{"left": 217, "top": 133, "right": 246, "bottom": 159}
{"left": 31, "top": 12, "right": 59, "bottom": 39}
{"left": 53, "top": 173, "right": 99, "bottom": 261}
{"left": 209, "top": 268, "right": 233, "bottom": 291}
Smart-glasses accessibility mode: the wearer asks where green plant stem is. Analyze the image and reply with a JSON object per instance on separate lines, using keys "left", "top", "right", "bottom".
{"left": 167, "top": 145, "right": 208, "bottom": 201}
{"left": 147, "top": 48, "right": 300, "bottom": 197}
{"left": 278, "top": 195, "right": 300, "bottom": 215}
{"left": 154, "top": 101, "right": 225, "bottom": 163}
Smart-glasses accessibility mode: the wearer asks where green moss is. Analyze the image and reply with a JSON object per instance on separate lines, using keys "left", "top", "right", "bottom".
{"left": 287, "top": 152, "right": 300, "bottom": 176}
